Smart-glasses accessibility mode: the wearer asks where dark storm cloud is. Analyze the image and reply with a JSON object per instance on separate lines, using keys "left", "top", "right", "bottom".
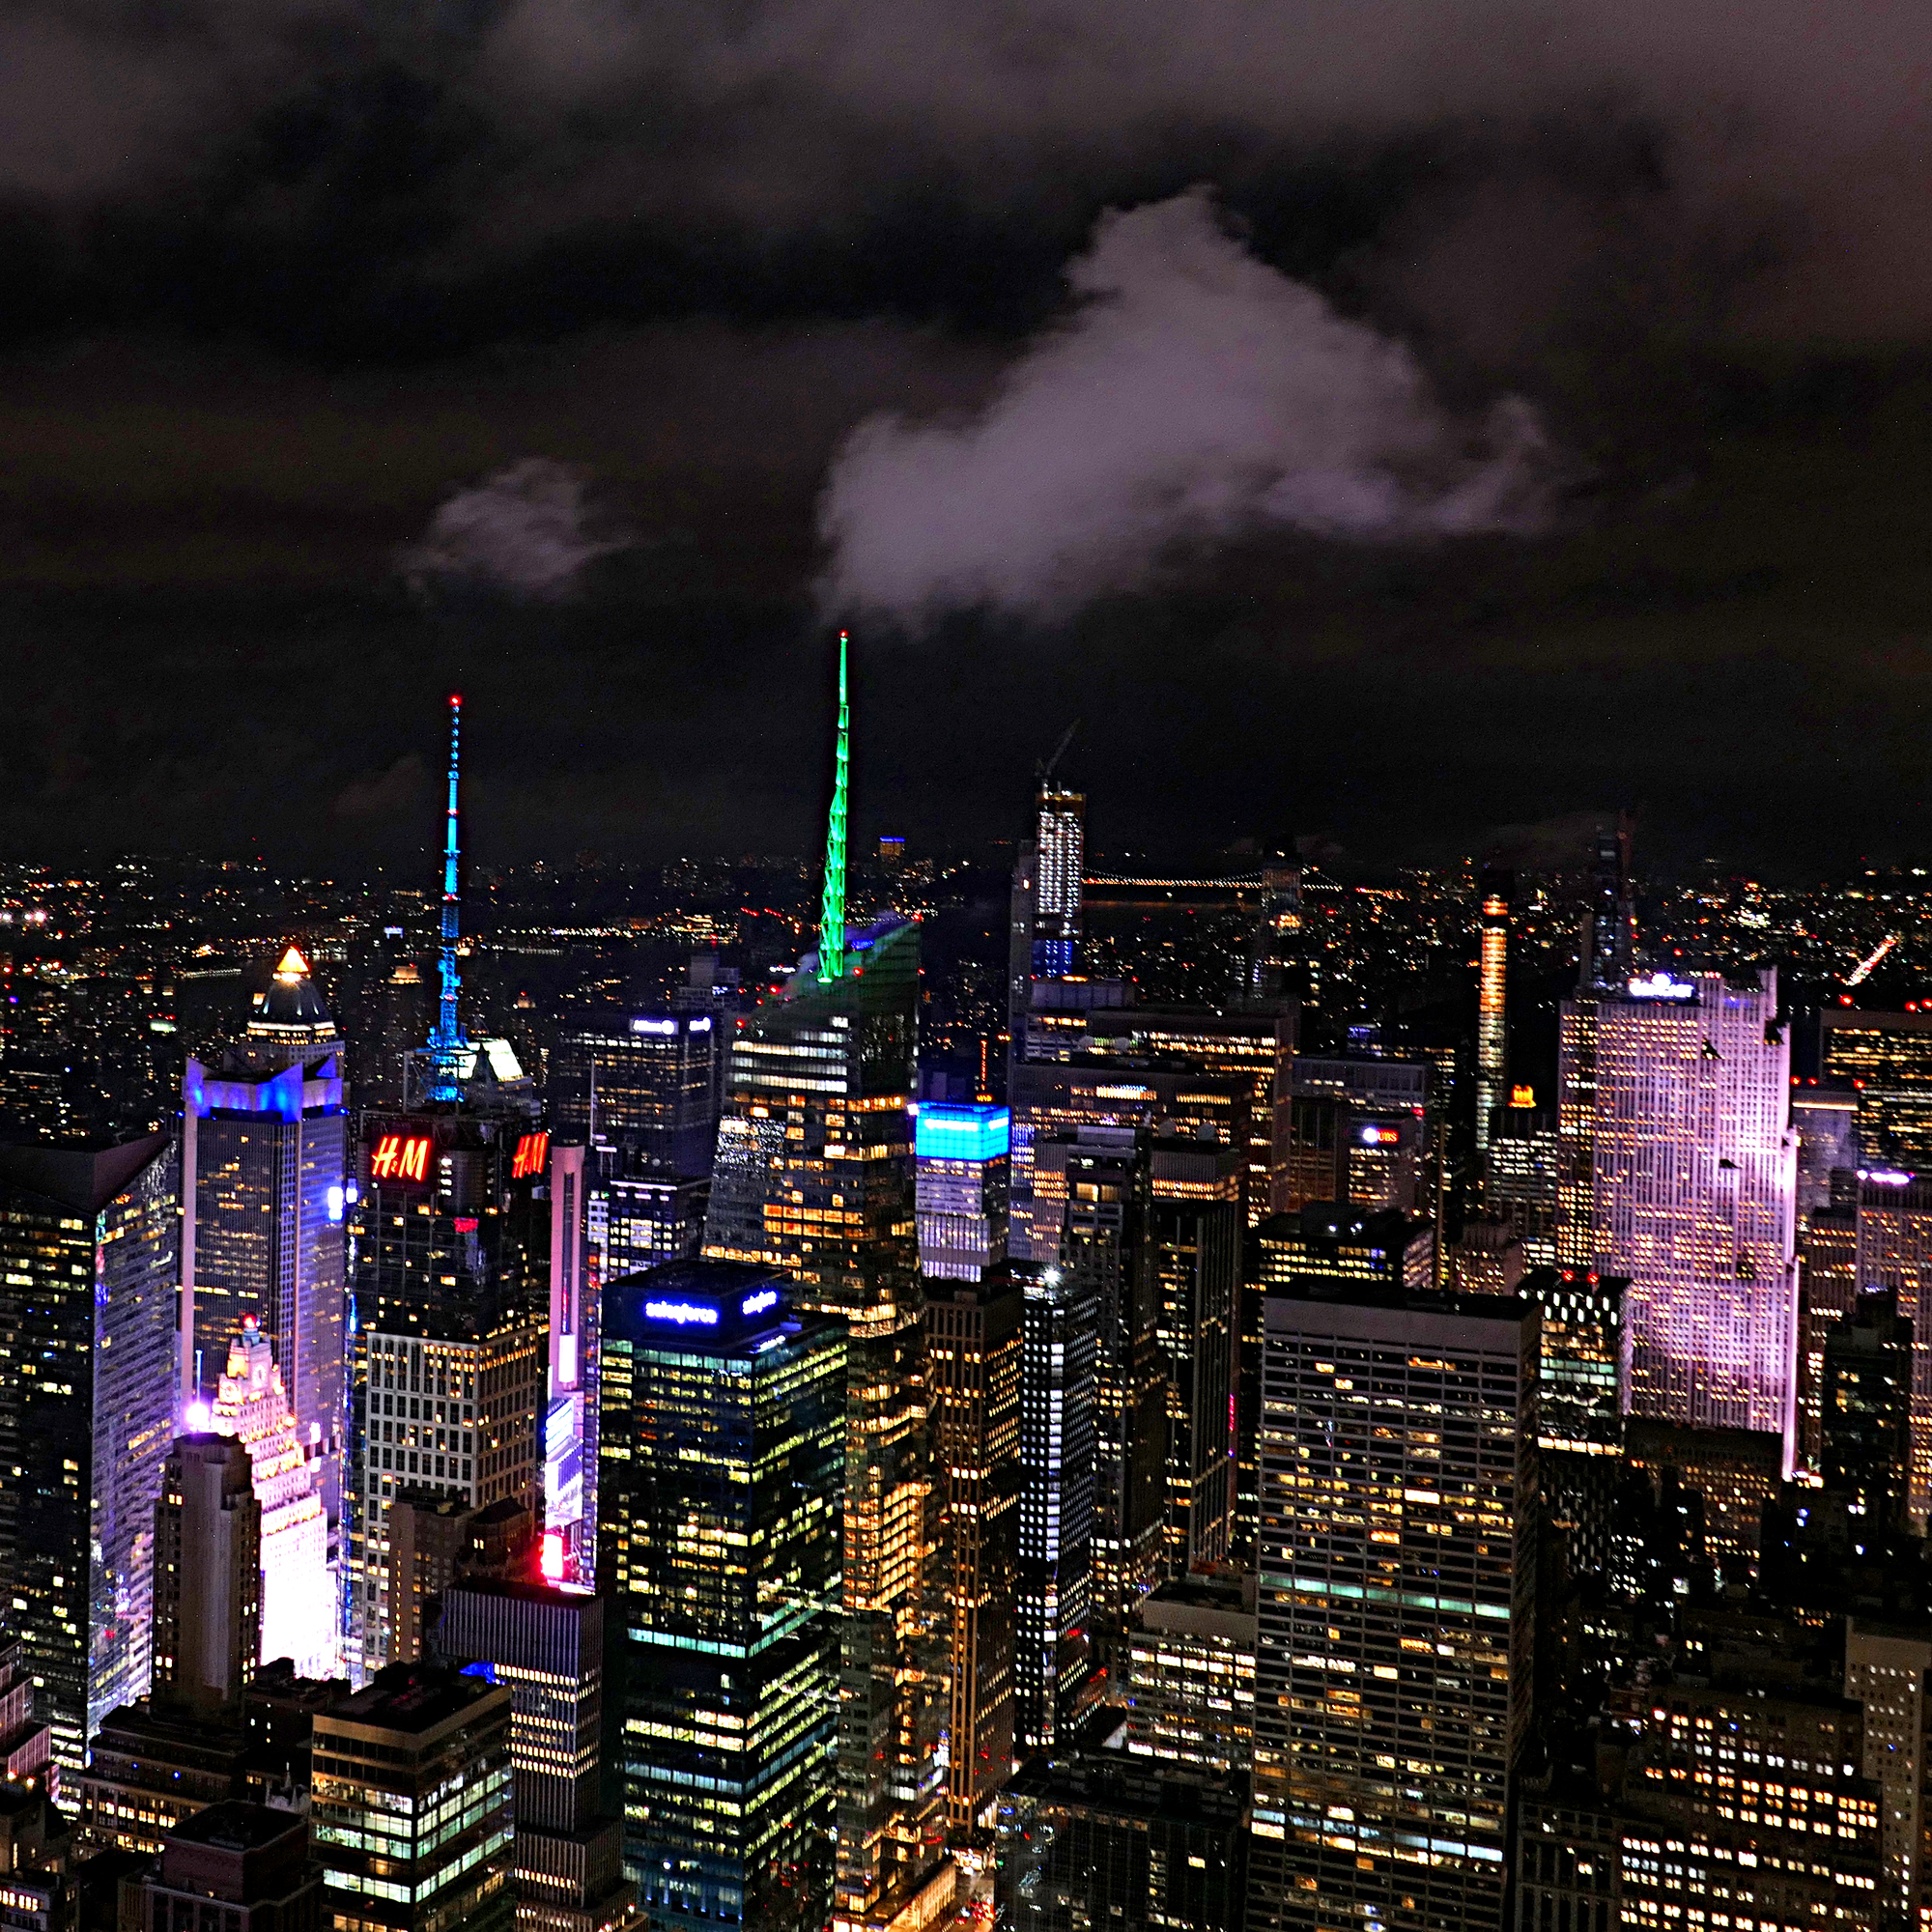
{"left": 399, "top": 458, "right": 628, "bottom": 601}
{"left": 3, "top": 0, "right": 1932, "bottom": 358}
{"left": 819, "top": 191, "right": 1560, "bottom": 622}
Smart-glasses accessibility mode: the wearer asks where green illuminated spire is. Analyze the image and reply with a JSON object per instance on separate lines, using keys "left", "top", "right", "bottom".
{"left": 817, "top": 630, "right": 850, "bottom": 982}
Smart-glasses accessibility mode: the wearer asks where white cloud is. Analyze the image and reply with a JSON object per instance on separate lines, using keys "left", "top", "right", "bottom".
{"left": 818, "top": 189, "right": 1558, "bottom": 623}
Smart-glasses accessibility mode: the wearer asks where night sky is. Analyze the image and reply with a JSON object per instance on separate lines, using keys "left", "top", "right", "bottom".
{"left": 6, "top": 2, "right": 1932, "bottom": 880}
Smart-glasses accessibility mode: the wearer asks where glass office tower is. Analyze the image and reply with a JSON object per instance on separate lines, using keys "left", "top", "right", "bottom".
{"left": 181, "top": 953, "right": 348, "bottom": 1532}
{"left": 0, "top": 1134, "right": 177, "bottom": 1776}
{"left": 599, "top": 1262, "right": 843, "bottom": 1932}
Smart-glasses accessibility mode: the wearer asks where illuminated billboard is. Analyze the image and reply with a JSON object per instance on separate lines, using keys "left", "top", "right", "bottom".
{"left": 369, "top": 1132, "right": 432, "bottom": 1183}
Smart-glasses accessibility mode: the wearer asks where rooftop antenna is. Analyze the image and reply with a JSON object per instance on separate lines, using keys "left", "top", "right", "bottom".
{"left": 817, "top": 634, "right": 850, "bottom": 984}
{"left": 427, "top": 694, "right": 469, "bottom": 1098}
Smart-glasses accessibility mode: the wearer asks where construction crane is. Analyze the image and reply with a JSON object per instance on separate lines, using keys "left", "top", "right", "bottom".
{"left": 1846, "top": 933, "right": 1899, "bottom": 986}
{"left": 1037, "top": 720, "right": 1081, "bottom": 789}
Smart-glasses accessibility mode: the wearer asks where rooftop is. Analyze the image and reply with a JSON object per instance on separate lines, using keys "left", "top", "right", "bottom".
{"left": 320, "top": 1662, "right": 506, "bottom": 1740}
{"left": 168, "top": 1800, "right": 305, "bottom": 1856}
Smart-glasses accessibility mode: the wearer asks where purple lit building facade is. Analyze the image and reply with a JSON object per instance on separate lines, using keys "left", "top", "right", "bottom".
{"left": 1566, "top": 968, "right": 1798, "bottom": 1465}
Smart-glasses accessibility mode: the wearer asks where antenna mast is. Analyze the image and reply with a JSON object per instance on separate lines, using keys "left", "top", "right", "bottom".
{"left": 817, "top": 633, "right": 850, "bottom": 983}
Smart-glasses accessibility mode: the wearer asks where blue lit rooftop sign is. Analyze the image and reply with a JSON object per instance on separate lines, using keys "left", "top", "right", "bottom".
{"left": 740, "top": 1289, "right": 779, "bottom": 1318}
{"left": 914, "top": 1103, "right": 1011, "bottom": 1162}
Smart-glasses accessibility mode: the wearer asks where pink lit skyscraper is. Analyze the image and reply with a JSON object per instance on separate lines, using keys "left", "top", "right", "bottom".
{"left": 1573, "top": 967, "right": 1798, "bottom": 1463}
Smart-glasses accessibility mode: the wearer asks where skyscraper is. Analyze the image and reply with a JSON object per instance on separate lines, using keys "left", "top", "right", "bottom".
{"left": 1474, "top": 867, "right": 1510, "bottom": 1154}
{"left": 180, "top": 947, "right": 349, "bottom": 1533}
{"left": 1849, "top": 1170, "right": 1932, "bottom": 1525}
{"left": 700, "top": 636, "right": 950, "bottom": 1930}
{"left": 1148, "top": 1139, "right": 1240, "bottom": 1575}
{"left": 1237, "top": 1201, "right": 1435, "bottom": 1563}
{"left": 1014, "top": 1265, "right": 1098, "bottom": 1756}
{"left": 550, "top": 1013, "right": 718, "bottom": 1175}
{"left": 207, "top": 1321, "right": 334, "bottom": 1677}
{"left": 0, "top": 1133, "right": 177, "bottom": 1774}
{"left": 1249, "top": 1284, "right": 1537, "bottom": 1932}
{"left": 1517, "top": 1264, "right": 1628, "bottom": 1575}
{"left": 1033, "top": 784, "right": 1084, "bottom": 980}
{"left": 546, "top": 1141, "right": 597, "bottom": 1588}
{"left": 1271, "top": 1052, "right": 1431, "bottom": 1218}
{"left": 1820, "top": 1288, "right": 1914, "bottom": 1535}
{"left": 150, "top": 1434, "right": 260, "bottom": 1716}
{"left": 1033, "top": 1125, "right": 1165, "bottom": 1690}
{"left": 1009, "top": 1056, "right": 1251, "bottom": 1264}
{"left": 923, "top": 1273, "right": 1022, "bottom": 1840}
{"left": 1574, "top": 968, "right": 1798, "bottom": 1463}
{"left": 914, "top": 1102, "right": 1009, "bottom": 1280}
{"left": 426, "top": 693, "right": 470, "bottom": 1105}
{"left": 1124, "top": 1570, "right": 1257, "bottom": 1778}
{"left": 598, "top": 1262, "right": 844, "bottom": 1932}
{"left": 1819, "top": 1008, "right": 1932, "bottom": 1167}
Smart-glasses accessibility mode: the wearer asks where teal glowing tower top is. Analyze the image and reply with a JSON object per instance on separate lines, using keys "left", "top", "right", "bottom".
{"left": 817, "top": 631, "right": 850, "bottom": 983}
{"left": 427, "top": 693, "right": 469, "bottom": 1100}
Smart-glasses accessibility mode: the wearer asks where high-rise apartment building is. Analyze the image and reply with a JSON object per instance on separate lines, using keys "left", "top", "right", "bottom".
{"left": 1015, "top": 1265, "right": 1098, "bottom": 1756}
{"left": 1573, "top": 969, "right": 1798, "bottom": 1462}
{"left": 1148, "top": 1140, "right": 1240, "bottom": 1574}
{"left": 181, "top": 949, "right": 349, "bottom": 1530}
{"left": 1475, "top": 867, "right": 1510, "bottom": 1154}
{"left": 151, "top": 1435, "right": 261, "bottom": 1716}
{"left": 1033, "top": 1126, "right": 1165, "bottom": 1690}
{"left": 550, "top": 1013, "right": 718, "bottom": 1175}
{"left": 1554, "top": 822, "right": 1635, "bottom": 1268}
{"left": 914, "top": 1103, "right": 1009, "bottom": 1280}
{"left": 1250, "top": 1285, "right": 1537, "bottom": 1932}
{"left": 1821, "top": 1009, "right": 1932, "bottom": 1167}
{"left": 435, "top": 1579, "right": 639, "bottom": 1932}
{"left": 598, "top": 1262, "right": 844, "bottom": 1932}
{"left": 923, "top": 1273, "right": 1021, "bottom": 1841}
{"left": 312, "top": 1662, "right": 515, "bottom": 1932}
{"left": 1851, "top": 1170, "right": 1932, "bottom": 1526}
{"left": 701, "top": 637, "right": 950, "bottom": 1932}
{"left": 207, "top": 1321, "right": 333, "bottom": 1677}
{"left": 0, "top": 1133, "right": 177, "bottom": 1774}
{"left": 1033, "top": 785, "right": 1085, "bottom": 980}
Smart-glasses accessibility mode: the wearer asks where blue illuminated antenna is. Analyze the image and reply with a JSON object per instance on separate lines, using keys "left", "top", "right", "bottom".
{"left": 426, "top": 693, "right": 469, "bottom": 1100}
{"left": 817, "top": 632, "right": 850, "bottom": 983}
